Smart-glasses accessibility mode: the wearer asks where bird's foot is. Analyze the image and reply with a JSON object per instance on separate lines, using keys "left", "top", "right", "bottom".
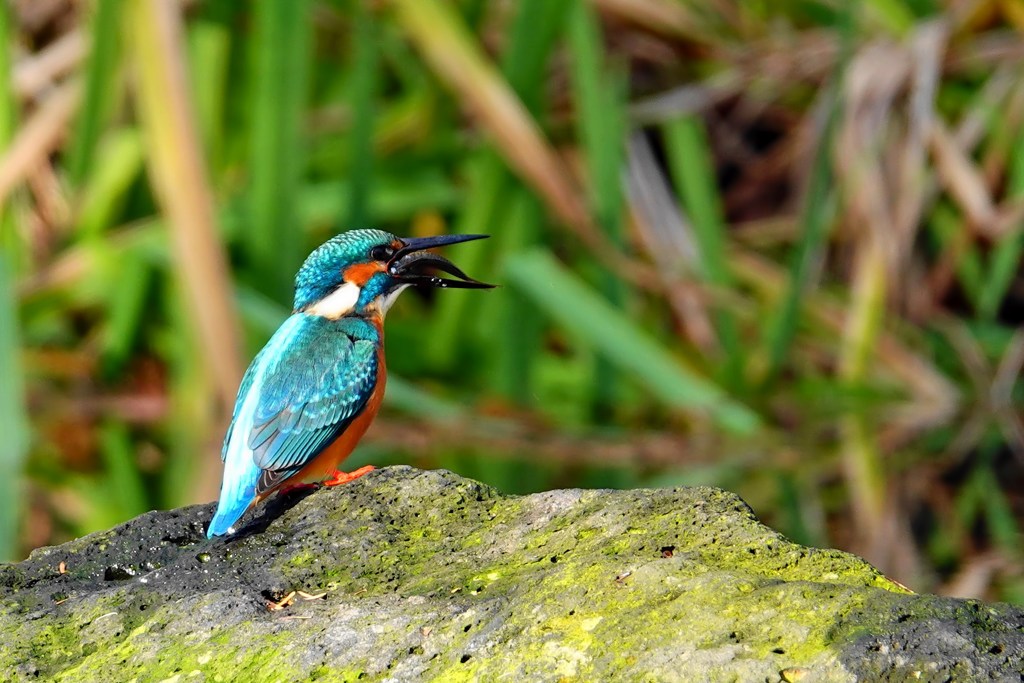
{"left": 323, "top": 465, "right": 376, "bottom": 487}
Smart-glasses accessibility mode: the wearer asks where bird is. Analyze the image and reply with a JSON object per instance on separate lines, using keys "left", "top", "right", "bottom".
{"left": 207, "top": 229, "right": 494, "bottom": 537}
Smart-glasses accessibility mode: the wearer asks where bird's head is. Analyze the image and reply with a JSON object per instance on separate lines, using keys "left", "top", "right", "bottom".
{"left": 294, "top": 229, "right": 494, "bottom": 319}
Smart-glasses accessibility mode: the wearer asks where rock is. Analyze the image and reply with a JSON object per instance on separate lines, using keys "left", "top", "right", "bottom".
{"left": 1, "top": 467, "right": 1021, "bottom": 682}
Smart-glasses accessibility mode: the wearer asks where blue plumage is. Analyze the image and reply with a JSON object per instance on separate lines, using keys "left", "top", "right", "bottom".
{"left": 207, "top": 229, "right": 493, "bottom": 538}
{"left": 208, "top": 315, "right": 380, "bottom": 537}
{"left": 250, "top": 317, "right": 378, "bottom": 472}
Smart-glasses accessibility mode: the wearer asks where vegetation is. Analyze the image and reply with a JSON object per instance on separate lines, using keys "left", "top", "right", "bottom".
{"left": 1, "top": 0, "right": 1022, "bottom": 604}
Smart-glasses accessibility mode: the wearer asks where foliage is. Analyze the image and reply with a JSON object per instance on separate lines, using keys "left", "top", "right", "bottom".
{"left": 1, "top": 0, "right": 1022, "bottom": 603}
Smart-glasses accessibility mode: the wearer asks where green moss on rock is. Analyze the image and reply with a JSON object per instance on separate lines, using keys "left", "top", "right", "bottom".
{"left": 1, "top": 467, "right": 1021, "bottom": 681}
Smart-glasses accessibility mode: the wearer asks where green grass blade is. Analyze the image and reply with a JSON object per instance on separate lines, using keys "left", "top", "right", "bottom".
{"left": 99, "top": 253, "right": 151, "bottom": 375}
{"left": 760, "top": 6, "right": 853, "bottom": 383}
{"left": 765, "top": 88, "right": 843, "bottom": 385}
{"left": 160, "top": 282, "right": 219, "bottom": 507}
{"left": 67, "top": 0, "right": 120, "bottom": 185}
{"left": 505, "top": 1, "right": 571, "bottom": 108}
{"left": 345, "top": 0, "right": 380, "bottom": 229}
{"left": 977, "top": 122, "right": 1024, "bottom": 319}
{"left": 864, "top": 0, "right": 916, "bottom": 34}
{"left": 491, "top": 189, "right": 545, "bottom": 404}
{"left": 568, "top": 1, "right": 624, "bottom": 237}
{"left": 838, "top": 242, "right": 888, "bottom": 533}
{"left": 0, "top": 257, "right": 29, "bottom": 561}
{"left": 98, "top": 422, "right": 148, "bottom": 520}
{"left": 0, "top": 1, "right": 28, "bottom": 561}
{"left": 0, "top": 1, "right": 12, "bottom": 149}
{"left": 775, "top": 471, "right": 821, "bottom": 547}
{"left": 479, "top": 0, "right": 570, "bottom": 402}
{"left": 506, "top": 249, "right": 761, "bottom": 434}
{"left": 299, "top": 175, "right": 460, "bottom": 228}
{"left": 247, "top": 0, "right": 311, "bottom": 301}
{"left": 384, "top": 376, "right": 466, "bottom": 423}
{"left": 663, "top": 118, "right": 727, "bottom": 275}
{"left": 76, "top": 129, "right": 144, "bottom": 238}
{"left": 187, "top": 3, "right": 232, "bottom": 169}
{"left": 567, "top": 0, "right": 629, "bottom": 418}
{"left": 979, "top": 465, "right": 1021, "bottom": 553}
{"left": 663, "top": 116, "right": 743, "bottom": 389}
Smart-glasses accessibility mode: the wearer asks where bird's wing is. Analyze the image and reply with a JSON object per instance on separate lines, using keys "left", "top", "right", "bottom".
{"left": 221, "top": 355, "right": 262, "bottom": 462}
{"left": 246, "top": 316, "right": 379, "bottom": 482}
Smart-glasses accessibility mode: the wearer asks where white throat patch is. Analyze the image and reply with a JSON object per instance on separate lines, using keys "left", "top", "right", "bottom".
{"left": 375, "top": 284, "right": 410, "bottom": 317}
{"left": 307, "top": 281, "right": 361, "bottom": 319}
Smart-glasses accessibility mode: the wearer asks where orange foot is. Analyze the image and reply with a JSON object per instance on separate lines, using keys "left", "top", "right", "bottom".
{"left": 323, "top": 465, "right": 376, "bottom": 487}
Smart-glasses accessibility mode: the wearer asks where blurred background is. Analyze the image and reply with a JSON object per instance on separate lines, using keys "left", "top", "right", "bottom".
{"left": 1, "top": 0, "right": 1022, "bottom": 604}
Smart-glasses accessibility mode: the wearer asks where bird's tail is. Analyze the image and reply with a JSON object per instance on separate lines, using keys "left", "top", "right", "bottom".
{"left": 207, "top": 457, "right": 259, "bottom": 538}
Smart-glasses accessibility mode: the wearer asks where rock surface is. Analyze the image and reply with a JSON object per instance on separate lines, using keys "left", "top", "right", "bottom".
{"left": 1, "top": 467, "right": 1022, "bottom": 682}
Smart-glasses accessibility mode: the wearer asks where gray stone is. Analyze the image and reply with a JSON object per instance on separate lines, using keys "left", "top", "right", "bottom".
{"left": 1, "top": 467, "right": 1021, "bottom": 682}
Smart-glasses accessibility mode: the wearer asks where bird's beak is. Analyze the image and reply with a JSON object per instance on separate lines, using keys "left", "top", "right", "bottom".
{"left": 387, "top": 234, "right": 496, "bottom": 289}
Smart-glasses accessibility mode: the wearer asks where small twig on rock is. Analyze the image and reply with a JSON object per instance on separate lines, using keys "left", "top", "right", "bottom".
{"left": 266, "top": 591, "right": 297, "bottom": 611}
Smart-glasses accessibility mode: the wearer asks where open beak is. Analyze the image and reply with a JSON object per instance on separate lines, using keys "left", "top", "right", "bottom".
{"left": 387, "top": 234, "right": 496, "bottom": 289}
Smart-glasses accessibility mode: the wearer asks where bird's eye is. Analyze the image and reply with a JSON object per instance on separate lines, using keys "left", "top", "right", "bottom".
{"left": 370, "top": 245, "right": 395, "bottom": 261}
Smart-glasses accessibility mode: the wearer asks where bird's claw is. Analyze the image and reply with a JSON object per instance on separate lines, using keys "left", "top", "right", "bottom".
{"left": 323, "top": 465, "right": 375, "bottom": 487}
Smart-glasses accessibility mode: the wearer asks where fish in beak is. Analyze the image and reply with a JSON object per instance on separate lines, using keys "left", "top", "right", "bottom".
{"left": 387, "top": 234, "right": 496, "bottom": 289}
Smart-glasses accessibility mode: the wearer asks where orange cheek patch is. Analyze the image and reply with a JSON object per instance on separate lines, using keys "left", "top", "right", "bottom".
{"left": 343, "top": 261, "right": 386, "bottom": 286}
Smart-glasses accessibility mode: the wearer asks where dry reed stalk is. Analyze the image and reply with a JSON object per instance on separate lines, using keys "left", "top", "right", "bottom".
{"left": 590, "top": 0, "right": 705, "bottom": 42}
{"left": 12, "top": 29, "right": 85, "bottom": 100}
{"left": 127, "top": 0, "right": 243, "bottom": 501}
{"left": 930, "top": 118, "right": 997, "bottom": 232}
{"left": 0, "top": 80, "right": 80, "bottom": 210}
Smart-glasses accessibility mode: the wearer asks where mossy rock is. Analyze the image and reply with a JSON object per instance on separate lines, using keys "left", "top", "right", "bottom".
{"left": 1, "top": 467, "right": 1021, "bottom": 681}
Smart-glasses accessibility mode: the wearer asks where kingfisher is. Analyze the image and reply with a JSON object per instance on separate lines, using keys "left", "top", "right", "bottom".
{"left": 207, "top": 229, "right": 493, "bottom": 537}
